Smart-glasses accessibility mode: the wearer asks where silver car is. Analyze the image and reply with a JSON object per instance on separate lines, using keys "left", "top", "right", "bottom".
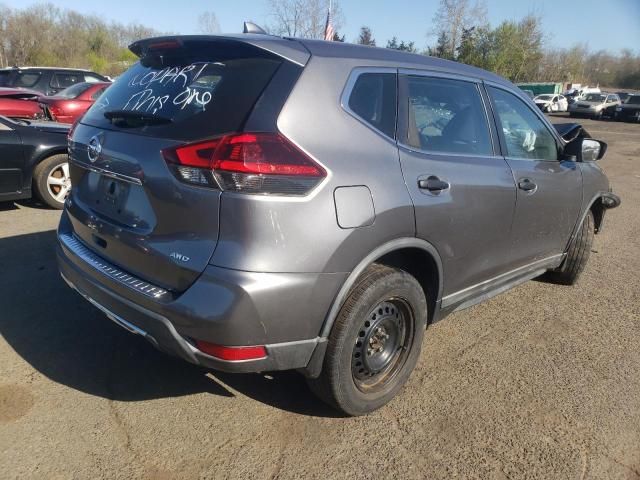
{"left": 57, "top": 33, "right": 620, "bottom": 415}
{"left": 569, "top": 93, "right": 621, "bottom": 119}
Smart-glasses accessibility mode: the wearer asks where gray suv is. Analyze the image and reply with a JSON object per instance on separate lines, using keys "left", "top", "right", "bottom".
{"left": 57, "top": 34, "right": 620, "bottom": 416}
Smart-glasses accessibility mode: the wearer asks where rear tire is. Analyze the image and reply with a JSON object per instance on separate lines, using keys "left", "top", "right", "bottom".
{"left": 33, "top": 154, "right": 70, "bottom": 209}
{"left": 546, "top": 211, "right": 594, "bottom": 285}
{"left": 307, "top": 264, "right": 427, "bottom": 416}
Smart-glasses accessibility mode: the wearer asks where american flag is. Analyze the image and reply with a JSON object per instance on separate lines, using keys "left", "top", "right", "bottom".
{"left": 324, "top": 5, "right": 335, "bottom": 41}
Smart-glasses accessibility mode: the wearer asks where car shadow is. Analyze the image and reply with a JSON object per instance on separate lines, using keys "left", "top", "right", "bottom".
{"left": 0, "top": 229, "right": 341, "bottom": 418}
{"left": 0, "top": 201, "right": 19, "bottom": 211}
{"left": 0, "top": 197, "right": 55, "bottom": 211}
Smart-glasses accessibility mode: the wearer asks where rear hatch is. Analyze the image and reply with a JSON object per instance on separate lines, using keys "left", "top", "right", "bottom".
{"left": 66, "top": 37, "right": 286, "bottom": 292}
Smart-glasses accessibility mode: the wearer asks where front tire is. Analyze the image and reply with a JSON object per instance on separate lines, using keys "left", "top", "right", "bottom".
{"left": 33, "top": 154, "right": 71, "bottom": 209}
{"left": 546, "top": 211, "right": 594, "bottom": 285}
{"left": 307, "top": 264, "right": 427, "bottom": 416}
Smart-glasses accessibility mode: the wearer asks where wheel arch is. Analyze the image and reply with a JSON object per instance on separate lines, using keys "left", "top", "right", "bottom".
{"left": 28, "top": 147, "right": 69, "bottom": 184}
{"left": 319, "top": 237, "right": 443, "bottom": 339}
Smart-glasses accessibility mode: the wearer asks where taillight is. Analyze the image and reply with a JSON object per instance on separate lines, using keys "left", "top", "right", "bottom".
{"left": 194, "top": 340, "right": 267, "bottom": 361}
{"left": 162, "top": 132, "right": 326, "bottom": 196}
{"left": 67, "top": 119, "right": 80, "bottom": 144}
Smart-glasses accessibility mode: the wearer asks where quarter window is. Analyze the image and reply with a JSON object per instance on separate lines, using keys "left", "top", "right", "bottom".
{"left": 404, "top": 76, "right": 492, "bottom": 156}
{"left": 348, "top": 72, "right": 397, "bottom": 139}
{"left": 488, "top": 86, "right": 558, "bottom": 161}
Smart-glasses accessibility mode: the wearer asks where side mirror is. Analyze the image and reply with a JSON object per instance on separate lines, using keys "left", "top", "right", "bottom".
{"left": 581, "top": 138, "right": 607, "bottom": 161}
{"left": 564, "top": 137, "right": 607, "bottom": 162}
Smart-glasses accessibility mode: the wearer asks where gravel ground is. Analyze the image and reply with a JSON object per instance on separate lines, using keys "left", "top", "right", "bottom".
{"left": 0, "top": 115, "right": 639, "bottom": 479}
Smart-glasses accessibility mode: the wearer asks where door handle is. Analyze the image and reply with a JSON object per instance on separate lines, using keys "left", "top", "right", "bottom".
{"left": 418, "top": 176, "right": 450, "bottom": 193}
{"left": 517, "top": 178, "right": 537, "bottom": 192}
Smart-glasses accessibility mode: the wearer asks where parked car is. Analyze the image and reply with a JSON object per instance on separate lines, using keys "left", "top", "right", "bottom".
{"left": 39, "top": 82, "right": 111, "bottom": 124}
{"left": 614, "top": 94, "right": 640, "bottom": 122}
{"left": 0, "top": 116, "right": 70, "bottom": 208}
{"left": 564, "top": 87, "right": 601, "bottom": 105}
{"left": 569, "top": 93, "right": 621, "bottom": 119}
{"left": 616, "top": 92, "right": 631, "bottom": 103}
{"left": 0, "top": 87, "right": 44, "bottom": 120}
{"left": 57, "top": 34, "right": 620, "bottom": 416}
{"left": 0, "top": 67, "right": 109, "bottom": 96}
{"left": 534, "top": 93, "right": 568, "bottom": 112}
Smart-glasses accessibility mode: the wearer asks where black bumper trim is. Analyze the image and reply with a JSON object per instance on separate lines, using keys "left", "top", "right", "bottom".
{"left": 59, "top": 255, "right": 320, "bottom": 374}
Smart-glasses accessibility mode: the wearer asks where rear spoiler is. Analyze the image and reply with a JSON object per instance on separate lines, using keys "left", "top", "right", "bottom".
{"left": 129, "top": 35, "right": 310, "bottom": 67}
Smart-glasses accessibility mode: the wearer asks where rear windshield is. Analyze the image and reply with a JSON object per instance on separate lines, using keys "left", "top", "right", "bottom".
{"left": 82, "top": 42, "right": 282, "bottom": 140}
{"left": 56, "top": 82, "right": 92, "bottom": 99}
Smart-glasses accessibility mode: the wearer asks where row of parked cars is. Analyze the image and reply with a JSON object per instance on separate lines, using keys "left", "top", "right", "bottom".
{"left": 0, "top": 67, "right": 112, "bottom": 208}
{"left": 0, "top": 66, "right": 111, "bottom": 123}
{"left": 532, "top": 88, "right": 640, "bottom": 122}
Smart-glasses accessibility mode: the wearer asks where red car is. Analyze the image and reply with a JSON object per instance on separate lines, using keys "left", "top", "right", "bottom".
{"left": 39, "top": 82, "right": 111, "bottom": 123}
{"left": 0, "top": 87, "right": 44, "bottom": 120}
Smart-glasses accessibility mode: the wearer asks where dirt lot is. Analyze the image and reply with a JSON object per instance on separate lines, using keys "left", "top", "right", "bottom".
{"left": 1, "top": 115, "right": 639, "bottom": 479}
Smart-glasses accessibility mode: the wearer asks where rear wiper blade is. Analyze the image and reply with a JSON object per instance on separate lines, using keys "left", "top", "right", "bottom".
{"left": 104, "top": 110, "right": 172, "bottom": 126}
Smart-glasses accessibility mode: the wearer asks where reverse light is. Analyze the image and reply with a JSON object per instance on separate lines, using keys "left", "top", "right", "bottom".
{"left": 162, "top": 132, "right": 326, "bottom": 195}
{"left": 194, "top": 340, "right": 267, "bottom": 361}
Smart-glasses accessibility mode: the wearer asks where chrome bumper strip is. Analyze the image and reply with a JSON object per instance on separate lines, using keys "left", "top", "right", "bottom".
{"left": 69, "top": 158, "right": 143, "bottom": 186}
{"left": 59, "top": 232, "right": 169, "bottom": 300}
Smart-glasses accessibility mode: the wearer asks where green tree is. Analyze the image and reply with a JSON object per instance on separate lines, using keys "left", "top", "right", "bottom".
{"left": 386, "top": 37, "right": 416, "bottom": 53}
{"left": 357, "top": 26, "right": 375, "bottom": 46}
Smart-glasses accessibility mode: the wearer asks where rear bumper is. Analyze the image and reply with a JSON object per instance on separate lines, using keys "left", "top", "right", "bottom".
{"left": 56, "top": 213, "right": 346, "bottom": 373}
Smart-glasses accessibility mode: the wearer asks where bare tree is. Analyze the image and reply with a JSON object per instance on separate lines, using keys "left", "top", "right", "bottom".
{"left": 431, "top": 0, "right": 487, "bottom": 59}
{"left": 198, "top": 11, "right": 220, "bottom": 34}
{"left": 267, "top": 0, "right": 343, "bottom": 39}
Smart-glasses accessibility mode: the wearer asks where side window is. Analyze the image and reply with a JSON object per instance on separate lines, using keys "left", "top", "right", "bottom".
{"left": 84, "top": 74, "right": 103, "bottom": 83}
{"left": 51, "top": 73, "right": 82, "bottom": 89}
{"left": 404, "top": 75, "right": 492, "bottom": 156}
{"left": 15, "top": 72, "right": 41, "bottom": 88}
{"left": 348, "top": 72, "right": 397, "bottom": 139}
{"left": 91, "top": 86, "right": 107, "bottom": 100}
{"left": 488, "top": 86, "right": 558, "bottom": 161}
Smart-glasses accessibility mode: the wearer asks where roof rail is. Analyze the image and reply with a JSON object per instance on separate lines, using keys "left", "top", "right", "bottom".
{"left": 243, "top": 22, "right": 268, "bottom": 35}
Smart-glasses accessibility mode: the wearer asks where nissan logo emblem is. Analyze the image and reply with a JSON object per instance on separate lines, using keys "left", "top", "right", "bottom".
{"left": 87, "top": 135, "right": 102, "bottom": 163}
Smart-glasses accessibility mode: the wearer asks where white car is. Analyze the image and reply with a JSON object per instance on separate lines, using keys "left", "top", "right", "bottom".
{"left": 534, "top": 94, "right": 568, "bottom": 113}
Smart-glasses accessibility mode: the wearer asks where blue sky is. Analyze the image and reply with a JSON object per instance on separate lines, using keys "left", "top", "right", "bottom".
{"left": 5, "top": 0, "right": 640, "bottom": 53}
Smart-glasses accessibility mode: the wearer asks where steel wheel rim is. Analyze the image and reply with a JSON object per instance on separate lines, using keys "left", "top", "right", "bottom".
{"left": 46, "top": 162, "right": 71, "bottom": 204}
{"left": 351, "top": 298, "right": 414, "bottom": 392}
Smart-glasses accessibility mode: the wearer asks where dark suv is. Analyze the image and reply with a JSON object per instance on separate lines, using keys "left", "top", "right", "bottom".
{"left": 0, "top": 67, "right": 109, "bottom": 96}
{"left": 57, "top": 34, "right": 620, "bottom": 416}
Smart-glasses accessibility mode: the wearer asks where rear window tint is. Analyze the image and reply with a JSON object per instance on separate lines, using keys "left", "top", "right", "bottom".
{"left": 348, "top": 73, "right": 397, "bottom": 138}
{"left": 82, "top": 43, "right": 282, "bottom": 141}
{"left": 405, "top": 76, "right": 492, "bottom": 156}
{"left": 15, "top": 72, "right": 41, "bottom": 88}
